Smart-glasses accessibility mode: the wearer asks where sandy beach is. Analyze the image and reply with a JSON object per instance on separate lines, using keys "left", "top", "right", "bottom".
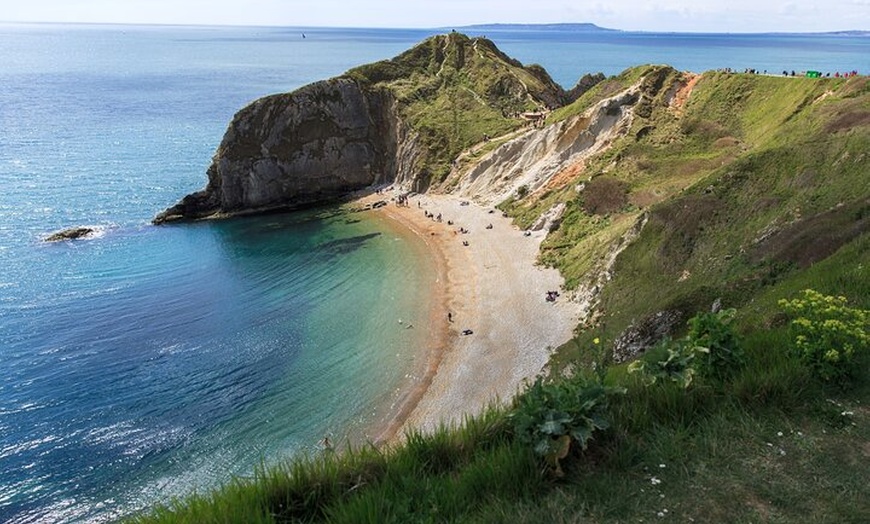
{"left": 358, "top": 190, "right": 581, "bottom": 443}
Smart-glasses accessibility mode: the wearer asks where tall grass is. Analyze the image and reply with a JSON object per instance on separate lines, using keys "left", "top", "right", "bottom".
{"left": 130, "top": 407, "right": 544, "bottom": 523}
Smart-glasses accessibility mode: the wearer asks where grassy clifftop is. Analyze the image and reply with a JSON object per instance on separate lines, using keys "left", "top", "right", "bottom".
{"left": 346, "top": 32, "right": 568, "bottom": 187}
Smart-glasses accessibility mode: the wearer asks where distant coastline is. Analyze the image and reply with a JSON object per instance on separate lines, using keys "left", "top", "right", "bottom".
{"left": 453, "top": 23, "right": 869, "bottom": 36}
{"left": 2, "top": 20, "right": 867, "bottom": 37}
{"left": 453, "top": 22, "right": 620, "bottom": 32}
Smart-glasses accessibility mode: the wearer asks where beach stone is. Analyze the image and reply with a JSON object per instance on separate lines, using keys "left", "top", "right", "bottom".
{"left": 530, "top": 202, "right": 566, "bottom": 231}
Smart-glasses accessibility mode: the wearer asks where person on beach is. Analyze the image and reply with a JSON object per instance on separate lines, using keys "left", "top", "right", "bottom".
{"left": 448, "top": 312, "right": 453, "bottom": 322}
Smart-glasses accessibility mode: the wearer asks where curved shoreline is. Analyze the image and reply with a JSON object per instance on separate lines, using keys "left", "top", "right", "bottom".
{"left": 366, "top": 203, "right": 452, "bottom": 446}
{"left": 358, "top": 191, "right": 582, "bottom": 444}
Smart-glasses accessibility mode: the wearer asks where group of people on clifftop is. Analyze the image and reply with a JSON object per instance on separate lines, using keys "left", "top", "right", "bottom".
{"left": 717, "top": 67, "right": 861, "bottom": 78}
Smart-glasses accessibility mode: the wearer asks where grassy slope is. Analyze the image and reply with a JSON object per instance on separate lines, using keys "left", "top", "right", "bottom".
{"left": 518, "top": 237, "right": 869, "bottom": 524}
{"left": 130, "top": 70, "right": 869, "bottom": 523}
{"left": 541, "top": 72, "right": 869, "bottom": 369}
{"left": 347, "top": 33, "right": 564, "bottom": 187}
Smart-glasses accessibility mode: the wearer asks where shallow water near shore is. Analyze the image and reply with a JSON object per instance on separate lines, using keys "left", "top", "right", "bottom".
{"left": 0, "top": 23, "right": 867, "bottom": 523}
{"left": 0, "top": 208, "right": 433, "bottom": 522}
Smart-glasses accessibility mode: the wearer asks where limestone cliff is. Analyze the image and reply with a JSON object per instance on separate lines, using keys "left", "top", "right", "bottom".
{"left": 154, "top": 33, "right": 574, "bottom": 223}
{"left": 154, "top": 78, "right": 402, "bottom": 222}
{"left": 446, "top": 85, "right": 640, "bottom": 206}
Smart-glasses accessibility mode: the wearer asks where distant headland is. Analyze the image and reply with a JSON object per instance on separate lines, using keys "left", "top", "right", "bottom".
{"left": 451, "top": 22, "right": 620, "bottom": 32}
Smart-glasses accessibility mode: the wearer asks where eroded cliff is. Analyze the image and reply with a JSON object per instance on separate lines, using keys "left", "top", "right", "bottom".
{"left": 154, "top": 78, "right": 403, "bottom": 222}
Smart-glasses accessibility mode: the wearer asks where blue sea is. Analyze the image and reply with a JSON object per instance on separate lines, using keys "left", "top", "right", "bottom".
{"left": 0, "top": 23, "right": 867, "bottom": 523}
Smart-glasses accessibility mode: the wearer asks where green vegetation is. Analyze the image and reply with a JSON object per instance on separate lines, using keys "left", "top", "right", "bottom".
{"left": 511, "top": 376, "right": 623, "bottom": 476}
{"left": 627, "top": 308, "right": 745, "bottom": 388}
{"left": 780, "top": 289, "right": 869, "bottom": 384}
{"left": 536, "top": 71, "right": 869, "bottom": 372}
{"left": 546, "top": 64, "right": 658, "bottom": 124}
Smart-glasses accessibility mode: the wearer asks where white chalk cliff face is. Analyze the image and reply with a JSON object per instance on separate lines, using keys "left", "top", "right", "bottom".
{"left": 447, "top": 86, "right": 641, "bottom": 206}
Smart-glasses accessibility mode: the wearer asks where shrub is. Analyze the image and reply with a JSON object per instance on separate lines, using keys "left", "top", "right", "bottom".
{"left": 628, "top": 308, "right": 743, "bottom": 387}
{"left": 628, "top": 338, "right": 705, "bottom": 389}
{"left": 779, "top": 289, "right": 869, "bottom": 384}
{"left": 686, "top": 308, "right": 744, "bottom": 379}
{"left": 516, "top": 184, "right": 529, "bottom": 198}
{"left": 511, "top": 376, "right": 624, "bottom": 475}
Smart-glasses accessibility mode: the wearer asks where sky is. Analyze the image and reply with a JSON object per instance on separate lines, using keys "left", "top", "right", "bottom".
{"left": 2, "top": 0, "right": 868, "bottom": 33}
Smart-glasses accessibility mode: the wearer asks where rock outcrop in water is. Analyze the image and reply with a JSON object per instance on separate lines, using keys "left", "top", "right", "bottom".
{"left": 154, "top": 33, "right": 580, "bottom": 223}
{"left": 44, "top": 227, "right": 94, "bottom": 242}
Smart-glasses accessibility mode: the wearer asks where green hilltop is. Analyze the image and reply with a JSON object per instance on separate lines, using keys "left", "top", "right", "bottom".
{"left": 345, "top": 32, "right": 569, "bottom": 187}
{"left": 134, "top": 38, "right": 869, "bottom": 523}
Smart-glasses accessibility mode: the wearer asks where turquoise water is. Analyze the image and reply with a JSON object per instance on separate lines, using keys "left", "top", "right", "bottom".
{"left": 0, "top": 23, "right": 867, "bottom": 523}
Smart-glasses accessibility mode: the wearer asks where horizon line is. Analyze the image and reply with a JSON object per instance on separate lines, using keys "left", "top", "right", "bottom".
{"left": 0, "top": 20, "right": 867, "bottom": 36}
